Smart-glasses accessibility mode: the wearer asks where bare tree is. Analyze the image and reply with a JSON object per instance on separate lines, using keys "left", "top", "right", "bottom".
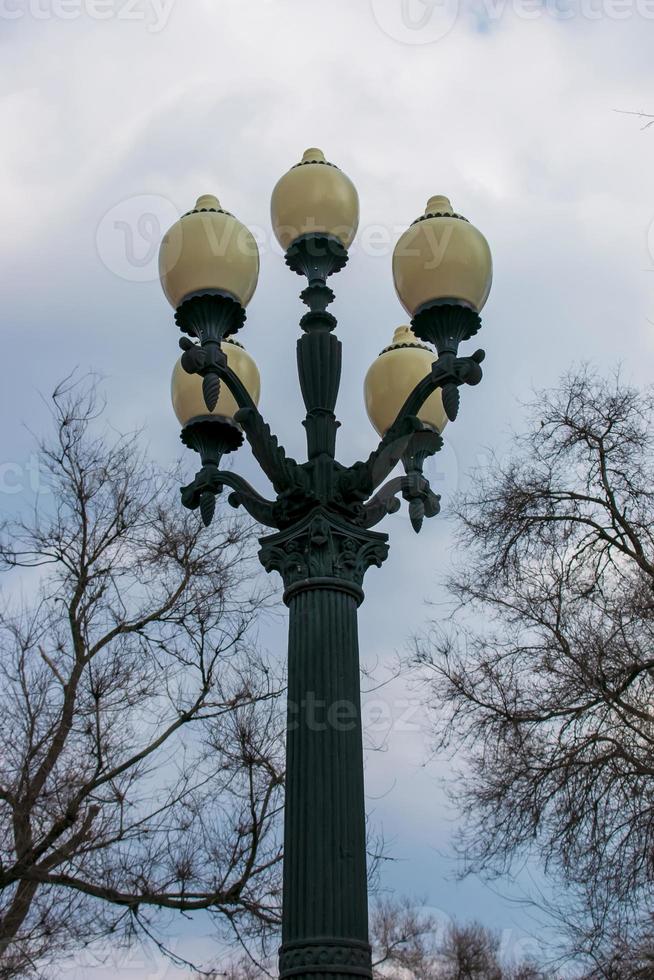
{"left": 413, "top": 367, "right": 654, "bottom": 962}
{"left": 437, "top": 922, "right": 503, "bottom": 980}
{"left": 371, "top": 895, "right": 441, "bottom": 979}
{"left": 0, "top": 376, "right": 285, "bottom": 978}
{"left": 370, "top": 897, "right": 546, "bottom": 980}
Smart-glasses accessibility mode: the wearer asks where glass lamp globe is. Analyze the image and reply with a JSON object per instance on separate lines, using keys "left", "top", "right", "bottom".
{"left": 159, "top": 195, "right": 260, "bottom": 310}
{"left": 171, "top": 339, "right": 261, "bottom": 427}
{"left": 270, "top": 148, "right": 360, "bottom": 251}
{"left": 392, "top": 196, "right": 492, "bottom": 316}
{"left": 364, "top": 326, "right": 448, "bottom": 437}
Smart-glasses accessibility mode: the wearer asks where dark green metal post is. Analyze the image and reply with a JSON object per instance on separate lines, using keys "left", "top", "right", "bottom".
{"left": 283, "top": 585, "right": 367, "bottom": 959}
{"left": 260, "top": 512, "right": 389, "bottom": 980}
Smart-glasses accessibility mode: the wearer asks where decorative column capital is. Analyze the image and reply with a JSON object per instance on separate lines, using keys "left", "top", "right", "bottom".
{"left": 259, "top": 508, "right": 389, "bottom": 605}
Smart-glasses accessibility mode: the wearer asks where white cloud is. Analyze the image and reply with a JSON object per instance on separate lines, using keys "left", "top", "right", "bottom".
{"left": 2, "top": 2, "right": 653, "bottom": 973}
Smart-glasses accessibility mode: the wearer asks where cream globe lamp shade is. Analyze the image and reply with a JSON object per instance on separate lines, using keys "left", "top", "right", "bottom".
{"left": 159, "top": 195, "right": 260, "bottom": 310}
{"left": 171, "top": 340, "right": 261, "bottom": 427}
{"left": 392, "top": 196, "right": 492, "bottom": 316}
{"left": 364, "top": 326, "right": 448, "bottom": 437}
{"left": 270, "top": 148, "right": 360, "bottom": 251}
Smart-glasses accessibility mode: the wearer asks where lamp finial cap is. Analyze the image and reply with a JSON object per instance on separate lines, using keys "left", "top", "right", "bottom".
{"left": 425, "top": 195, "right": 453, "bottom": 215}
{"left": 195, "top": 193, "right": 221, "bottom": 210}
{"left": 392, "top": 325, "right": 416, "bottom": 344}
{"left": 301, "top": 147, "right": 326, "bottom": 163}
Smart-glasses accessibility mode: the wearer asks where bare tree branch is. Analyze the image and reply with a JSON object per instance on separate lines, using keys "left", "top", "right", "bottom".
{"left": 413, "top": 366, "right": 654, "bottom": 969}
{"left": 0, "top": 375, "right": 285, "bottom": 978}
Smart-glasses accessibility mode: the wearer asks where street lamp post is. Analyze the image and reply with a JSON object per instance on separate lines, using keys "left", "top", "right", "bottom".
{"left": 158, "top": 149, "right": 492, "bottom": 980}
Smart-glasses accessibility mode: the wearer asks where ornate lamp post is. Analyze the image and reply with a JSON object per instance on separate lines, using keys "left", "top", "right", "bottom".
{"left": 158, "top": 149, "right": 492, "bottom": 980}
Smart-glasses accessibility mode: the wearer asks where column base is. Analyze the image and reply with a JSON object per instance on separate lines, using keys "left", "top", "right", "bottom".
{"left": 279, "top": 938, "right": 372, "bottom": 979}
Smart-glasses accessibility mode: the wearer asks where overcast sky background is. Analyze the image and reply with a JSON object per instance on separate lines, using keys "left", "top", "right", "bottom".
{"left": 1, "top": 0, "right": 653, "bottom": 975}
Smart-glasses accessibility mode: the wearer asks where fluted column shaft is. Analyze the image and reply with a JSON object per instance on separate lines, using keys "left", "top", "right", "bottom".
{"left": 279, "top": 581, "right": 370, "bottom": 979}
{"left": 259, "top": 510, "right": 388, "bottom": 980}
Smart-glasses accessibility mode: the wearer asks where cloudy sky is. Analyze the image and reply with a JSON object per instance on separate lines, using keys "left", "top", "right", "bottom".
{"left": 1, "top": 0, "right": 653, "bottom": 974}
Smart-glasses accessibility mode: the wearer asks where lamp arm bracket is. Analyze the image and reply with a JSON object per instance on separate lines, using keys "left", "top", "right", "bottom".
{"left": 401, "top": 471, "right": 441, "bottom": 533}
{"left": 233, "top": 406, "right": 308, "bottom": 498}
{"left": 359, "top": 477, "right": 404, "bottom": 528}
{"left": 343, "top": 348, "right": 486, "bottom": 498}
{"left": 214, "top": 471, "right": 281, "bottom": 528}
{"left": 213, "top": 362, "right": 259, "bottom": 412}
{"left": 341, "top": 415, "right": 424, "bottom": 502}
{"left": 359, "top": 472, "right": 441, "bottom": 531}
{"left": 394, "top": 348, "right": 485, "bottom": 424}
{"left": 180, "top": 465, "right": 220, "bottom": 511}
{"left": 179, "top": 350, "right": 304, "bottom": 492}
{"left": 180, "top": 341, "right": 261, "bottom": 414}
